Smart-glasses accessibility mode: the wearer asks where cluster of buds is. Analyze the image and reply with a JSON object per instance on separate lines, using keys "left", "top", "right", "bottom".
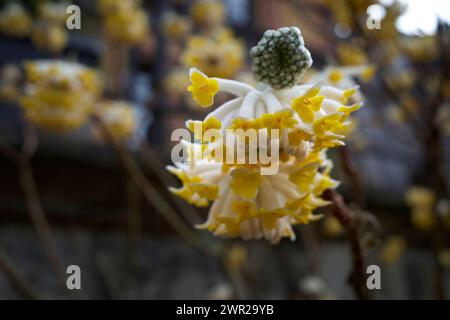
{"left": 20, "top": 60, "right": 102, "bottom": 132}
{"left": 32, "top": 2, "right": 70, "bottom": 53}
{"left": 250, "top": 27, "right": 312, "bottom": 89}
{"left": 168, "top": 27, "right": 363, "bottom": 244}
{"left": 99, "top": 0, "right": 149, "bottom": 45}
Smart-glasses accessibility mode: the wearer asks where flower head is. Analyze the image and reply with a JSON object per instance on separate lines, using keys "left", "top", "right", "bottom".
{"left": 168, "top": 27, "right": 363, "bottom": 243}
{"left": 20, "top": 60, "right": 102, "bottom": 132}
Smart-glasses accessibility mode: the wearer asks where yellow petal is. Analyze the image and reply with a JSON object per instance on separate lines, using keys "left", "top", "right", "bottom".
{"left": 230, "top": 168, "right": 261, "bottom": 200}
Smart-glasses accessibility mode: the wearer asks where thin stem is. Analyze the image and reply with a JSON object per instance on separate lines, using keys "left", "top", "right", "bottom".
{"left": 338, "top": 146, "right": 365, "bottom": 207}
{"left": 18, "top": 163, "right": 66, "bottom": 282}
{"left": 139, "top": 141, "right": 203, "bottom": 225}
{"left": 91, "top": 114, "right": 216, "bottom": 255}
{"left": 301, "top": 225, "right": 321, "bottom": 275}
{"left": 324, "top": 189, "right": 370, "bottom": 300}
{"left": 19, "top": 125, "right": 67, "bottom": 288}
{"left": 0, "top": 124, "right": 67, "bottom": 292}
{"left": 0, "top": 247, "right": 39, "bottom": 300}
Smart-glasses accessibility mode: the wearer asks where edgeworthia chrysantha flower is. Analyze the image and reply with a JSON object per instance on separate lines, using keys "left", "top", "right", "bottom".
{"left": 20, "top": 60, "right": 102, "bottom": 132}
{"left": 168, "top": 27, "right": 363, "bottom": 244}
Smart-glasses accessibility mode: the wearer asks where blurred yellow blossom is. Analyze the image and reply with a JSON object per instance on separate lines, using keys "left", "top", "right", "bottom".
{"left": 183, "top": 29, "right": 244, "bottom": 79}
{"left": 384, "top": 70, "right": 416, "bottom": 91}
{"left": 322, "top": 216, "right": 344, "bottom": 237}
{"left": 20, "top": 60, "right": 102, "bottom": 132}
{"left": 372, "top": 2, "right": 404, "bottom": 40}
{"left": 163, "top": 67, "right": 190, "bottom": 96}
{"left": 405, "top": 186, "right": 436, "bottom": 231}
{"left": 328, "top": 69, "right": 344, "bottom": 84}
{"left": 161, "top": 12, "right": 192, "bottom": 40}
{"left": 400, "top": 36, "right": 438, "bottom": 62}
{"left": 386, "top": 104, "right": 407, "bottom": 124}
{"left": 93, "top": 101, "right": 136, "bottom": 141}
{"left": 32, "top": 22, "right": 68, "bottom": 54}
{"left": 0, "top": 3, "right": 32, "bottom": 38}
{"left": 379, "top": 236, "right": 407, "bottom": 265}
{"left": 99, "top": 0, "right": 149, "bottom": 44}
{"left": 31, "top": 2, "right": 72, "bottom": 53}
{"left": 225, "top": 244, "right": 247, "bottom": 272}
{"left": 405, "top": 186, "right": 436, "bottom": 208}
{"left": 337, "top": 43, "right": 369, "bottom": 66}
{"left": 191, "top": 0, "right": 225, "bottom": 30}
{"left": 38, "top": 1, "right": 69, "bottom": 25}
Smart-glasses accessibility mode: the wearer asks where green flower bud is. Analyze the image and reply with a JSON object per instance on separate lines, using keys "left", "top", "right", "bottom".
{"left": 250, "top": 27, "right": 313, "bottom": 89}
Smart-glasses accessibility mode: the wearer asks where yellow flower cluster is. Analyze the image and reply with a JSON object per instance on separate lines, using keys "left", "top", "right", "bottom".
{"left": 0, "top": 3, "right": 32, "bottom": 38}
{"left": 325, "top": 0, "right": 377, "bottom": 29}
{"left": 38, "top": 1, "right": 69, "bottom": 25}
{"left": 337, "top": 43, "right": 369, "bottom": 66}
{"left": 163, "top": 67, "right": 191, "bottom": 96}
{"left": 379, "top": 236, "right": 407, "bottom": 265}
{"left": 32, "top": 2, "right": 69, "bottom": 53}
{"left": 182, "top": 29, "right": 244, "bottom": 79}
{"left": 190, "top": 0, "right": 225, "bottom": 30}
{"left": 161, "top": 12, "right": 192, "bottom": 40}
{"left": 405, "top": 186, "right": 436, "bottom": 231}
{"left": 32, "top": 23, "right": 68, "bottom": 54}
{"left": 168, "top": 28, "right": 363, "bottom": 244}
{"left": 400, "top": 36, "right": 438, "bottom": 62}
{"left": 99, "top": 0, "right": 149, "bottom": 44}
{"left": 93, "top": 100, "right": 136, "bottom": 141}
{"left": 20, "top": 60, "right": 102, "bottom": 132}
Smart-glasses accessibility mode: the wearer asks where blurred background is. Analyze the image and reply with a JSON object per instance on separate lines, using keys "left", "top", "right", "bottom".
{"left": 0, "top": 0, "right": 449, "bottom": 299}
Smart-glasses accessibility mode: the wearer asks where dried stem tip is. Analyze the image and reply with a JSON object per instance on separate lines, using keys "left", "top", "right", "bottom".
{"left": 250, "top": 27, "right": 313, "bottom": 89}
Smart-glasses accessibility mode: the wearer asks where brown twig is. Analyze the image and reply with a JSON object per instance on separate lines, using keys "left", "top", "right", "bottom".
{"left": 139, "top": 142, "right": 203, "bottom": 225}
{"left": 0, "top": 247, "right": 39, "bottom": 300}
{"left": 91, "top": 114, "right": 217, "bottom": 255}
{"left": 0, "top": 124, "right": 67, "bottom": 291}
{"left": 338, "top": 146, "right": 365, "bottom": 207}
{"left": 324, "top": 189, "right": 369, "bottom": 300}
{"left": 301, "top": 225, "right": 321, "bottom": 275}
